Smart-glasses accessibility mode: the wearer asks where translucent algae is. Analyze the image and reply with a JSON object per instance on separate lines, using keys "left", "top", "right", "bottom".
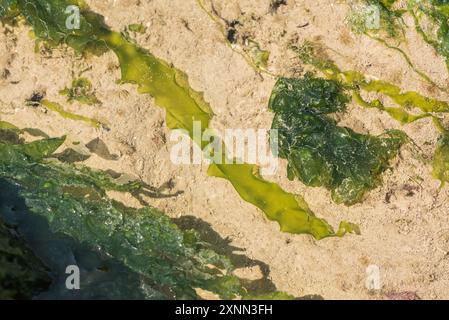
{"left": 209, "top": 163, "right": 359, "bottom": 239}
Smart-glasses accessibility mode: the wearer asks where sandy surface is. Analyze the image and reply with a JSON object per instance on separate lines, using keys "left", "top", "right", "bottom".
{"left": 1, "top": 0, "right": 449, "bottom": 299}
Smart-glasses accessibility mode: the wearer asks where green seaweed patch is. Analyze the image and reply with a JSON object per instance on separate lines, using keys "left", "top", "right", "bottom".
{"left": 433, "top": 132, "right": 449, "bottom": 185}
{"left": 99, "top": 31, "right": 213, "bottom": 138}
{"left": 60, "top": 77, "right": 101, "bottom": 105}
{"left": 269, "top": 74, "right": 407, "bottom": 205}
{"left": 0, "top": 0, "right": 212, "bottom": 136}
{"left": 245, "top": 39, "right": 270, "bottom": 70}
{"left": 0, "top": 0, "right": 109, "bottom": 55}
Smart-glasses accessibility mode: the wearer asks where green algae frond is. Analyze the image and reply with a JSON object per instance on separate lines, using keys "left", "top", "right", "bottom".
{"left": 100, "top": 31, "right": 213, "bottom": 137}
{"left": 269, "top": 74, "right": 407, "bottom": 205}
{"left": 293, "top": 41, "right": 449, "bottom": 193}
{"left": 246, "top": 39, "right": 270, "bottom": 70}
{"left": 209, "top": 163, "right": 360, "bottom": 239}
{"left": 128, "top": 23, "right": 146, "bottom": 34}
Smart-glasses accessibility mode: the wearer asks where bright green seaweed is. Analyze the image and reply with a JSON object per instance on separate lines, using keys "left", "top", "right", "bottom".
{"left": 0, "top": 0, "right": 212, "bottom": 137}
{"left": 293, "top": 41, "right": 449, "bottom": 197}
{"left": 127, "top": 23, "right": 146, "bottom": 34}
{"left": 0, "top": 0, "right": 358, "bottom": 239}
{"left": 209, "top": 163, "right": 359, "bottom": 239}
{"left": 269, "top": 74, "right": 407, "bottom": 205}
{"left": 100, "top": 31, "right": 213, "bottom": 138}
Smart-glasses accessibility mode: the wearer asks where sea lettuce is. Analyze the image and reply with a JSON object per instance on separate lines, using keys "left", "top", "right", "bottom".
{"left": 39, "top": 100, "right": 102, "bottom": 128}
{"left": 0, "top": 0, "right": 108, "bottom": 54}
{"left": 209, "top": 162, "right": 360, "bottom": 239}
{"left": 269, "top": 74, "right": 407, "bottom": 205}
{"left": 433, "top": 132, "right": 449, "bottom": 184}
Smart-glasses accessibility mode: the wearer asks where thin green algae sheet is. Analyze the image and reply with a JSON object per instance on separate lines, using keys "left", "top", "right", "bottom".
{"left": 0, "top": 0, "right": 359, "bottom": 239}
{"left": 208, "top": 163, "right": 359, "bottom": 239}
